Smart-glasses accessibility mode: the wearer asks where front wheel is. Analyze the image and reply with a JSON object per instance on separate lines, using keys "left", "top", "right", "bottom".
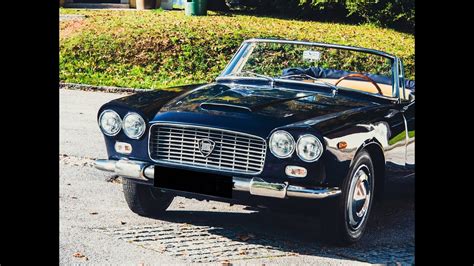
{"left": 122, "top": 179, "right": 174, "bottom": 218}
{"left": 322, "top": 150, "right": 375, "bottom": 245}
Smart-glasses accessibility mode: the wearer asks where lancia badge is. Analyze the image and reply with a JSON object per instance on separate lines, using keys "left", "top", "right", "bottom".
{"left": 198, "top": 139, "right": 215, "bottom": 157}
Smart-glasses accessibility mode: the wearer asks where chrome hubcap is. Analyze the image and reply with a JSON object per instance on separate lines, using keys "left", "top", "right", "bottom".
{"left": 347, "top": 165, "right": 371, "bottom": 231}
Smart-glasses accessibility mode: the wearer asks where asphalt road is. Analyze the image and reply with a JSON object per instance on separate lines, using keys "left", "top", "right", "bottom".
{"left": 59, "top": 89, "right": 415, "bottom": 264}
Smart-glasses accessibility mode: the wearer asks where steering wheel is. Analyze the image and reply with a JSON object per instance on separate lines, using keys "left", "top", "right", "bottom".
{"left": 334, "top": 73, "right": 384, "bottom": 96}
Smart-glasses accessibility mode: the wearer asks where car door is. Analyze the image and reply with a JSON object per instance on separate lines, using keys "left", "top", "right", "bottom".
{"left": 384, "top": 107, "right": 408, "bottom": 170}
{"left": 403, "top": 100, "right": 415, "bottom": 169}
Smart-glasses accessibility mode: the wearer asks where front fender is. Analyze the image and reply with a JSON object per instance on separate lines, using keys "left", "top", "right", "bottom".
{"left": 322, "top": 121, "right": 390, "bottom": 186}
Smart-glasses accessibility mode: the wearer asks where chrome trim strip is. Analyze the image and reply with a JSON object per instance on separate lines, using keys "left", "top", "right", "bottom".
{"left": 147, "top": 122, "right": 267, "bottom": 175}
{"left": 242, "top": 38, "right": 396, "bottom": 59}
{"left": 200, "top": 102, "right": 252, "bottom": 112}
{"left": 94, "top": 159, "right": 341, "bottom": 199}
{"left": 286, "top": 185, "right": 341, "bottom": 199}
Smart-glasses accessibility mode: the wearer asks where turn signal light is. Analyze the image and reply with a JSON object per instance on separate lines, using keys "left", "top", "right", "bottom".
{"left": 337, "top": 141, "right": 347, "bottom": 149}
{"left": 285, "top": 165, "right": 307, "bottom": 178}
{"left": 115, "top": 141, "right": 132, "bottom": 155}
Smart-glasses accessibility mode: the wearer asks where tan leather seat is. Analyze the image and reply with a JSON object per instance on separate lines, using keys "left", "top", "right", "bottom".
{"left": 315, "top": 78, "right": 410, "bottom": 97}
{"left": 319, "top": 78, "right": 392, "bottom": 95}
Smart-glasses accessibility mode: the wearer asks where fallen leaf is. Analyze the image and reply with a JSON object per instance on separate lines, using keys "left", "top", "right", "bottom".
{"left": 73, "top": 252, "right": 88, "bottom": 260}
{"left": 90, "top": 212, "right": 98, "bottom": 215}
{"left": 221, "top": 259, "right": 232, "bottom": 266}
{"left": 106, "top": 175, "right": 122, "bottom": 184}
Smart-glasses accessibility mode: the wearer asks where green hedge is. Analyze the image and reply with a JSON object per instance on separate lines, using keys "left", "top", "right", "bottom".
{"left": 60, "top": 9, "right": 414, "bottom": 89}
{"left": 239, "top": 0, "right": 414, "bottom": 31}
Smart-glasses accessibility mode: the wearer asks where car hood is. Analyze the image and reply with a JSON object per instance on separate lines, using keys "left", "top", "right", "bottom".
{"left": 148, "top": 82, "right": 378, "bottom": 138}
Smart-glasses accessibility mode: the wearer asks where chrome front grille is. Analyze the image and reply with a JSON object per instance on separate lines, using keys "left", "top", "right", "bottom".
{"left": 149, "top": 123, "right": 267, "bottom": 175}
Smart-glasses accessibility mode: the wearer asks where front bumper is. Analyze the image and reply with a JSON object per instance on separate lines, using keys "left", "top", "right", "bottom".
{"left": 95, "top": 159, "right": 341, "bottom": 200}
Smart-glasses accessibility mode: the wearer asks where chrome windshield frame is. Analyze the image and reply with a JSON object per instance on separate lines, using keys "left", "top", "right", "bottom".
{"left": 218, "top": 38, "right": 403, "bottom": 100}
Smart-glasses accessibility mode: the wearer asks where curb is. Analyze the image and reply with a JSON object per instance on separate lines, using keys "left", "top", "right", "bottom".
{"left": 59, "top": 83, "right": 150, "bottom": 94}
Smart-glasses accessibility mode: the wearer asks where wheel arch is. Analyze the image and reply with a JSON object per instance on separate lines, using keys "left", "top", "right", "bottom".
{"left": 353, "top": 139, "right": 386, "bottom": 200}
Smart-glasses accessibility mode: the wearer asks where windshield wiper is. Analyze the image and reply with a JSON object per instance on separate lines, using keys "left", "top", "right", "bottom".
{"left": 278, "top": 73, "right": 339, "bottom": 97}
{"left": 279, "top": 73, "right": 319, "bottom": 81}
{"left": 230, "top": 70, "right": 276, "bottom": 87}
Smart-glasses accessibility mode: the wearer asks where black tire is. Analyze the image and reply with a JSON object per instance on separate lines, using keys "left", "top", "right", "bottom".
{"left": 122, "top": 178, "right": 174, "bottom": 217}
{"left": 322, "top": 150, "right": 375, "bottom": 245}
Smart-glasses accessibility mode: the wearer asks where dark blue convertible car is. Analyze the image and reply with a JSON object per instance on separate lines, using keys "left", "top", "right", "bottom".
{"left": 95, "top": 39, "right": 415, "bottom": 244}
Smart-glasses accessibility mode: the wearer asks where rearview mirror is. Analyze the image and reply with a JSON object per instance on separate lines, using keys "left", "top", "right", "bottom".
{"left": 303, "top": 50, "right": 321, "bottom": 62}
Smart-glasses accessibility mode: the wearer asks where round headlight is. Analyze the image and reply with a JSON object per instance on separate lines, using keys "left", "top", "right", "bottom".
{"left": 122, "top": 112, "right": 146, "bottom": 139}
{"left": 296, "top": 134, "right": 323, "bottom": 162}
{"left": 99, "top": 110, "right": 122, "bottom": 136}
{"left": 269, "top": 130, "right": 295, "bottom": 158}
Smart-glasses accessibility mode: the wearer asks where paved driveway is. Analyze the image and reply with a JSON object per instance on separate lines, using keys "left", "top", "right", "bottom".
{"left": 60, "top": 89, "right": 414, "bottom": 264}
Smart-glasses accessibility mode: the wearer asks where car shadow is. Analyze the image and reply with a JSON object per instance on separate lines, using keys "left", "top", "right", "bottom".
{"left": 155, "top": 174, "right": 415, "bottom": 263}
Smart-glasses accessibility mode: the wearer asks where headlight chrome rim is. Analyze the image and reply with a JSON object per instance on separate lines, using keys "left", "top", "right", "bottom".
{"left": 99, "top": 109, "right": 122, "bottom": 136}
{"left": 269, "top": 130, "right": 295, "bottom": 158}
{"left": 296, "top": 134, "right": 324, "bottom": 162}
{"left": 122, "top": 112, "right": 146, "bottom": 139}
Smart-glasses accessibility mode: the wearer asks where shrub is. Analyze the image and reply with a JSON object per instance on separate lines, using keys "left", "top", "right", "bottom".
{"left": 345, "top": 0, "right": 415, "bottom": 29}
{"left": 239, "top": 0, "right": 414, "bottom": 31}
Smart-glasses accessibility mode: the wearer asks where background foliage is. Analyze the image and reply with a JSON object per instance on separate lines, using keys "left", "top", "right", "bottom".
{"left": 60, "top": 9, "right": 414, "bottom": 89}
{"left": 237, "top": 0, "right": 414, "bottom": 32}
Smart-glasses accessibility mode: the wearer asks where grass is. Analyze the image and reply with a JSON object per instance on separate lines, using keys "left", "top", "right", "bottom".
{"left": 388, "top": 130, "right": 415, "bottom": 146}
{"left": 60, "top": 8, "right": 414, "bottom": 90}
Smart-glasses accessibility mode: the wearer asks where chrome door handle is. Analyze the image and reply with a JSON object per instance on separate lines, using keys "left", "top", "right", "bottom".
{"left": 385, "top": 109, "right": 400, "bottom": 119}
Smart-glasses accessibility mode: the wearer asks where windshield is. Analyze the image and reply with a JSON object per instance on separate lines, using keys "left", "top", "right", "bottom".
{"left": 221, "top": 40, "right": 397, "bottom": 97}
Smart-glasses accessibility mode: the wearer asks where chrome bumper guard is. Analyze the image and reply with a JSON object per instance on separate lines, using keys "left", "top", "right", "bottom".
{"left": 95, "top": 159, "right": 341, "bottom": 199}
